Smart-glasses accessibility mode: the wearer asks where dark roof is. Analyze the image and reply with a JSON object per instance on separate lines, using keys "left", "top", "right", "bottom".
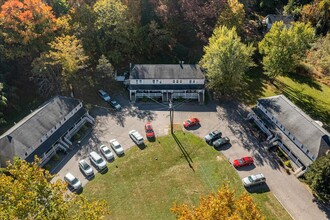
{"left": 130, "top": 64, "right": 204, "bottom": 79}
{"left": 258, "top": 95, "right": 330, "bottom": 164}
{"left": 266, "top": 14, "right": 294, "bottom": 25}
{"left": 0, "top": 96, "right": 82, "bottom": 165}
{"left": 129, "top": 84, "right": 204, "bottom": 90}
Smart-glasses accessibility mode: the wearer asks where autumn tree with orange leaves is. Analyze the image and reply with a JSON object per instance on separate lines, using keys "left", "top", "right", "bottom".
{"left": 0, "top": 0, "right": 57, "bottom": 59}
{"left": 171, "top": 184, "right": 264, "bottom": 220}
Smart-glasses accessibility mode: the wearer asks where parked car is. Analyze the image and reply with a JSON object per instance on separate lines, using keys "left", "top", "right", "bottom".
{"left": 100, "top": 145, "right": 115, "bottom": 161}
{"left": 109, "top": 139, "right": 124, "bottom": 155}
{"left": 145, "top": 122, "right": 155, "bottom": 138}
{"left": 79, "top": 159, "right": 94, "bottom": 176}
{"left": 89, "top": 151, "right": 107, "bottom": 170}
{"left": 242, "top": 173, "right": 266, "bottom": 187}
{"left": 129, "top": 130, "right": 144, "bottom": 145}
{"left": 98, "top": 89, "right": 111, "bottom": 102}
{"left": 183, "top": 118, "right": 200, "bottom": 128}
{"left": 64, "top": 172, "right": 82, "bottom": 191}
{"left": 204, "top": 130, "right": 222, "bottom": 144}
{"left": 109, "top": 100, "right": 121, "bottom": 110}
{"left": 212, "top": 137, "right": 230, "bottom": 148}
{"left": 233, "top": 156, "right": 254, "bottom": 168}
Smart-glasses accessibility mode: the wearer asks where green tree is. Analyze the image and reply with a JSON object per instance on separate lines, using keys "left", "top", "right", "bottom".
{"left": 200, "top": 26, "right": 255, "bottom": 95}
{"left": 304, "top": 154, "right": 330, "bottom": 202}
{"left": 0, "top": 82, "right": 7, "bottom": 124}
{"left": 0, "top": 157, "right": 109, "bottom": 219}
{"left": 171, "top": 184, "right": 264, "bottom": 220}
{"left": 31, "top": 35, "right": 88, "bottom": 95}
{"left": 259, "top": 21, "right": 314, "bottom": 80}
{"left": 96, "top": 54, "right": 114, "bottom": 78}
{"left": 306, "top": 33, "right": 330, "bottom": 75}
{"left": 302, "top": 0, "right": 330, "bottom": 35}
{"left": 217, "top": 0, "right": 245, "bottom": 33}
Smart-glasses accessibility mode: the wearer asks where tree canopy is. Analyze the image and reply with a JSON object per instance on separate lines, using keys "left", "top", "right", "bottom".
{"left": 0, "top": 157, "right": 109, "bottom": 219}
{"left": 259, "top": 21, "right": 314, "bottom": 80}
{"left": 171, "top": 184, "right": 264, "bottom": 220}
{"left": 200, "top": 25, "right": 255, "bottom": 95}
{"left": 304, "top": 154, "right": 330, "bottom": 202}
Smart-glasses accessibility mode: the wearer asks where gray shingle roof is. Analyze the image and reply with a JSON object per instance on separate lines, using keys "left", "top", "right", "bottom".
{"left": 129, "top": 84, "right": 204, "bottom": 90}
{"left": 130, "top": 64, "right": 204, "bottom": 79}
{"left": 0, "top": 96, "right": 82, "bottom": 165}
{"left": 266, "top": 14, "right": 294, "bottom": 25}
{"left": 258, "top": 95, "right": 330, "bottom": 165}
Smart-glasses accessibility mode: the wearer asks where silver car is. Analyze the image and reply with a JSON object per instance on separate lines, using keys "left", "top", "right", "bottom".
{"left": 89, "top": 151, "right": 107, "bottom": 170}
{"left": 242, "top": 173, "right": 266, "bottom": 187}
{"left": 129, "top": 130, "right": 144, "bottom": 145}
{"left": 64, "top": 172, "right": 82, "bottom": 191}
{"left": 110, "top": 139, "right": 124, "bottom": 155}
{"left": 79, "top": 159, "right": 94, "bottom": 177}
{"left": 100, "top": 145, "right": 115, "bottom": 161}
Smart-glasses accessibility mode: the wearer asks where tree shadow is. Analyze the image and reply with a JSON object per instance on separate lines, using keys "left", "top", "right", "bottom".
{"left": 172, "top": 132, "right": 195, "bottom": 172}
{"left": 286, "top": 71, "right": 323, "bottom": 91}
{"left": 312, "top": 198, "right": 330, "bottom": 219}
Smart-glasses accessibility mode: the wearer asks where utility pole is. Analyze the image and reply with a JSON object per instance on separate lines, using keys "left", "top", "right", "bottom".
{"left": 169, "top": 100, "right": 173, "bottom": 134}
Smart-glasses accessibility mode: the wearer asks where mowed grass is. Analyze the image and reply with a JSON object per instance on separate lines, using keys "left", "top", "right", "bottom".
{"left": 83, "top": 132, "right": 292, "bottom": 220}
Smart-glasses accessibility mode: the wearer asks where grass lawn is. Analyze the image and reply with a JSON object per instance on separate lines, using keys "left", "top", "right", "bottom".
{"left": 242, "top": 68, "right": 330, "bottom": 130}
{"left": 83, "top": 132, "right": 292, "bottom": 220}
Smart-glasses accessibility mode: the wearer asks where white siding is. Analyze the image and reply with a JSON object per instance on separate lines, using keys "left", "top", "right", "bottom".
{"left": 129, "top": 79, "right": 204, "bottom": 85}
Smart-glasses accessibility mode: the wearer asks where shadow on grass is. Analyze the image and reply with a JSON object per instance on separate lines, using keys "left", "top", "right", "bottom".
{"left": 172, "top": 132, "right": 195, "bottom": 172}
{"left": 286, "top": 71, "right": 323, "bottom": 91}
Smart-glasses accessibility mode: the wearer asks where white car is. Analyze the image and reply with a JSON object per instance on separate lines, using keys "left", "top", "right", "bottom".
{"left": 98, "top": 89, "right": 111, "bottom": 102}
{"left": 79, "top": 159, "right": 94, "bottom": 177}
{"left": 242, "top": 173, "right": 266, "bottom": 187}
{"left": 64, "top": 172, "right": 82, "bottom": 191}
{"left": 89, "top": 151, "right": 107, "bottom": 170}
{"left": 109, "top": 139, "right": 124, "bottom": 155}
{"left": 100, "top": 145, "right": 115, "bottom": 161}
{"left": 129, "top": 130, "right": 144, "bottom": 145}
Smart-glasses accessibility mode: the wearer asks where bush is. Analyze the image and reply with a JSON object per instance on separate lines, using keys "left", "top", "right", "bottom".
{"left": 142, "top": 97, "right": 148, "bottom": 102}
{"left": 73, "top": 133, "right": 81, "bottom": 141}
{"left": 284, "top": 160, "right": 292, "bottom": 168}
{"left": 44, "top": 164, "right": 51, "bottom": 170}
{"left": 52, "top": 153, "right": 60, "bottom": 161}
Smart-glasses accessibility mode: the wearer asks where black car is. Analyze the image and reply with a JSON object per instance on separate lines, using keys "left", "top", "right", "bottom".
{"left": 204, "top": 130, "right": 222, "bottom": 144}
{"left": 213, "top": 137, "right": 230, "bottom": 148}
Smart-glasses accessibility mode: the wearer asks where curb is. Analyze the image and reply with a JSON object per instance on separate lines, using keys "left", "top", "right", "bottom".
{"left": 273, "top": 193, "right": 295, "bottom": 220}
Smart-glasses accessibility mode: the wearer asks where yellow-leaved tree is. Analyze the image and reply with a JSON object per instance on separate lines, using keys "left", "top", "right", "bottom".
{"left": 171, "top": 184, "right": 264, "bottom": 220}
{"left": 0, "top": 157, "right": 109, "bottom": 220}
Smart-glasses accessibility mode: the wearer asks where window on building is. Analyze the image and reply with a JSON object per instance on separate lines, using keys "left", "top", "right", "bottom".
{"left": 176, "top": 80, "right": 179, "bottom": 83}
{"left": 153, "top": 80, "right": 155, "bottom": 84}
{"left": 159, "top": 80, "right": 162, "bottom": 84}
{"left": 136, "top": 80, "right": 138, "bottom": 84}
{"left": 173, "top": 80, "right": 175, "bottom": 83}
{"left": 193, "top": 80, "right": 196, "bottom": 83}
{"left": 180, "top": 80, "right": 182, "bottom": 83}
{"left": 189, "top": 80, "right": 192, "bottom": 83}
{"left": 139, "top": 80, "right": 142, "bottom": 83}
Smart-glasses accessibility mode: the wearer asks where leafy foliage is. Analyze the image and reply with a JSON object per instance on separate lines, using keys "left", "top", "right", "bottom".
{"left": 171, "top": 184, "right": 264, "bottom": 220}
{"left": 31, "top": 35, "right": 88, "bottom": 95}
{"left": 259, "top": 21, "right": 314, "bottom": 80}
{"left": 304, "top": 154, "right": 330, "bottom": 202}
{"left": 200, "top": 26, "right": 255, "bottom": 95}
{"left": 96, "top": 54, "right": 114, "bottom": 78}
{"left": 0, "top": 157, "right": 109, "bottom": 219}
{"left": 217, "top": 0, "right": 246, "bottom": 33}
{"left": 0, "top": 0, "right": 57, "bottom": 59}
{"left": 306, "top": 33, "right": 330, "bottom": 75}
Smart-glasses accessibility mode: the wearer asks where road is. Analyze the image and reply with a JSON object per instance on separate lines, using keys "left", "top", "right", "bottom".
{"left": 52, "top": 99, "right": 329, "bottom": 220}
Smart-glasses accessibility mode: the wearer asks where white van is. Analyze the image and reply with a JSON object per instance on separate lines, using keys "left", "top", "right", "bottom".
{"left": 129, "top": 130, "right": 144, "bottom": 145}
{"left": 89, "top": 151, "right": 107, "bottom": 170}
{"left": 64, "top": 172, "right": 82, "bottom": 191}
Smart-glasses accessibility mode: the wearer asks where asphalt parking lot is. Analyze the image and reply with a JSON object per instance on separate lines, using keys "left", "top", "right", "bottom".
{"left": 52, "top": 99, "right": 329, "bottom": 220}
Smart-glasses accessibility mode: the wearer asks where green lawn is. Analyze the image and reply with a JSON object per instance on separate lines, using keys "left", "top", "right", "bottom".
{"left": 242, "top": 68, "right": 330, "bottom": 129}
{"left": 83, "top": 132, "right": 292, "bottom": 220}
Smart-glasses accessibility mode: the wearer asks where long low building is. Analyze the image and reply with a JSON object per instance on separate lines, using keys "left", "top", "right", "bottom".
{"left": 126, "top": 64, "right": 205, "bottom": 103}
{"left": 0, "top": 96, "right": 94, "bottom": 167}
{"left": 248, "top": 95, "right": 330, "bottom": 176}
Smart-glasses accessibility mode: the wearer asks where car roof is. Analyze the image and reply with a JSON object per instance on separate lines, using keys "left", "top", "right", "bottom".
{"left": 65, "top": 172, "right": 75, "bottom": 181}
{"left": 90, "top": 151, "right": 101, "bottom": 159}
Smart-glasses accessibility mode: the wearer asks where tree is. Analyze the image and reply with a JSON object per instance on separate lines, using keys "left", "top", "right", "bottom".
{"left": 306, "top": 33, "right": 330, "bottom": 75}
{"left": 200, "top": 26, "right": 255, "bottom": 95}
{"left": 96, "top": 55, "right": 114, "bottom": 78}
{"left": 258, "top": 21, "right": 314, "bottom": 80}
{"left": 217, "top": 0, "right": 245, "bottom": 33}
{"left": 0, "top": 82, "right": 7, "bottom": 124}
{"left": 304, "top": 154, "right": 330, "bottom": 202}
{"left": 301, "top": 0, "right": 330, "bottom": 35}
{"left": 31, "top": 35, "right": 88, "bottom": 95}
{"left": 171, "top": 184, "right": 264, "bottom": 220}
{"left": 0, "top": 157, "right": 109, "bottom": 219}
{"left": 0, "top": 0, "right": 57, "bottom": 59}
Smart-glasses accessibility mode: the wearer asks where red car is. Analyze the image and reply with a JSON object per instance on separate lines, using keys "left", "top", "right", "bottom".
{"left": 183, "top": 118, "right": 200, "bottom": 128}
{"left": 233, "top": 156, "right": 254, "bottom": 168}
{"left": 145, "top": 122, "right": 155, "bottom": 138}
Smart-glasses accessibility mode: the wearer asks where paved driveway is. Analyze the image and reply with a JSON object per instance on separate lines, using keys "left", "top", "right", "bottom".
{"left": 52, "top": 100, "right": 329, "bottom": 220}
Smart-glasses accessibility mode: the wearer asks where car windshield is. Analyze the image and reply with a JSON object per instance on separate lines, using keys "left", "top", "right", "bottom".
{"left": 111, "top": 101, "right": 117, "bottom": 104}
{"left": 71, "top": 178, "right": 79, "bottom": 185}
{"left": 114, "top": 144, "right": 121, "bottom": 149}
{"left": 81, "top": 162, "right": 90, "bottom": 169}
{"left": 104, "top": 149, "right": 111, "bottom": 154}
{"left": 238, "top": 159, "right": 243, "bottom": 164}
{"left": 146, "top": 129, "right": 153, "bottom": 133}
{"left": 248, "top": 176, "right": 254, "bottom": 182}
{"left": 187, "top": 120, "right": 191, "bottom": 124}
{"left": 96, "top": 158, "right": 103, "bottom": 164}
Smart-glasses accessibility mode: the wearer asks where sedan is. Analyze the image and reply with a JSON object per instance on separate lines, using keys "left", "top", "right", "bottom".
{"left": 233, "top": 156, "right": 254, "bottom": 168}
{"left": 100, "top": 145, "right": 114, "bottom": 161}
{"left": 145, "top": 122, "right": 155, "bottom": 138}
{"left": 109, "top": 139, "right": 124, "bottom": 155}
{"left": 204, "top": 130, "right": 222, "bottom": 144}
{"left": 212, "top": 137, "right": 230, "bottom": 148}
{"left": 183, "top": 118, "right": 200, "bottom": 128}
{"left": 110, "top": 100, "right": 121, "bottom": 110}
{"left": 98, "top": 89, "right": 111, "bottom": 102}
{"left": 79, "top": 159, "right": 94, "bottom": 176}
